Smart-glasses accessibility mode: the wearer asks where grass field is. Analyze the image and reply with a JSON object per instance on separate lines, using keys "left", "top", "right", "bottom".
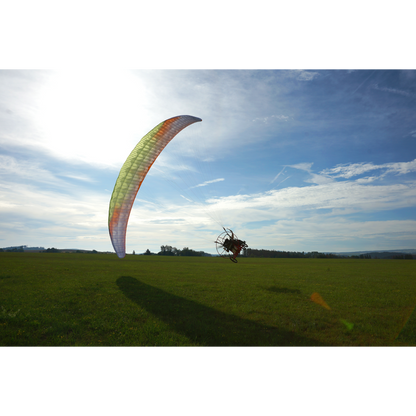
{"left": 1, "top": 252, "right": 415, "bottom": 346}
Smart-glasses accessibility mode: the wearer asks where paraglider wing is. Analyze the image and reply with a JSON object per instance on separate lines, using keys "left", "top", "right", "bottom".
{"left": 108, "top": 115, "right": 202, "bottom": 258}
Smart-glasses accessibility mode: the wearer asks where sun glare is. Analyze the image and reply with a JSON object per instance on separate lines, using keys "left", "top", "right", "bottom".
{"left": 34, "top": 70, "right": 151, "bottom": 166}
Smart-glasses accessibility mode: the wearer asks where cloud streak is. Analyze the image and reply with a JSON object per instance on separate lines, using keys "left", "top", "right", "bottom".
{"left": 0, "top": 154, "right": 66, "bottom": 187}
{"left": 320, "top": 159, "right": 416, "bottom": 179}
{"left": 350, "top": 70, "right": 375, "bottom": 95}
{"left": 253, "top": 114, "right": 289, "bottom": 123}
{"left": 191, "top": 178, "right": 224, "bottom": 188}
{"left": 271, "top": 166, "right": 286, "bottom": 184}
{"left": 372, "top": 83, "right": 413, "bottom": 97}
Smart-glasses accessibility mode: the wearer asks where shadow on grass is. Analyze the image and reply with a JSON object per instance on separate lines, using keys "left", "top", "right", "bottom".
{"left": 0, "top": 275, "right": 13, "bottom": 280}
{"left": 266, "top": 286, "right": 302, "bottom": 295}
{"left": 117, "top": 276, "right": 326, "bottom": 346}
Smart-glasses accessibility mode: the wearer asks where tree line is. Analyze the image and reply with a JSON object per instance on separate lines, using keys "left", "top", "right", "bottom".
{"left": 143, "top": 245, "right": 210, "bottom": 257}
{"left": 245, "top": 248, "right": 415, "bottom": 259}
{"left": 245, "top": 248, "right": 341, "bottom": 258}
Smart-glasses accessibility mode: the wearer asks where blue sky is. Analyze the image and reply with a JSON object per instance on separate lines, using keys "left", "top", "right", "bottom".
{"left": 1, "top": 69, "right": 416, "bottom": 254}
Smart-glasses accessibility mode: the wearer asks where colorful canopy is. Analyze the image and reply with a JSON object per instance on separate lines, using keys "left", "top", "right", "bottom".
{"left": 108, "top": 115, "right": 202, "bottom": 258}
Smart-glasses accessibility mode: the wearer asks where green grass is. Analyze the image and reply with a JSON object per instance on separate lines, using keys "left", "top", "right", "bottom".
{"left": 1, "top": 252, "right": 415, "bottom": 346}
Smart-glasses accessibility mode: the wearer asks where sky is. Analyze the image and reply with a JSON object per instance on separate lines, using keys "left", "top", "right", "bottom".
{"left": 1, "top": 69, "right": 416, "bottom": 254}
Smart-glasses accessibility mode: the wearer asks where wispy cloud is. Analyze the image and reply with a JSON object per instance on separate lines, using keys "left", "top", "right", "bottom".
{"left": 287, "top": 162, "right": 333, "bottom": 185}
{"left": 321, "top": 162, "right": 380, "bottom": 179}
{"left": 180, "top": 195, "right": 193, "bottom": 202}
{"left": 191, "top": 178, "right": 224, "bottom": 189}
{"left": 0, "top": 155, "right": 63, "bottom": 186}
{"left": 321, "top": 159, "right": 416, "bottom": 179}
{"left": 60, "top": 173, "right": 97, "bottom": 183}
{"left": 372, "top": 83, "right": 413, "bottom": 97}
{"left": 287, "top": 162, "right": 314, "bottom": 172}
{"left": 287, "top": 66, "right": 320, "bottom": 81}
{"left": 0, "top": 155, "right": 99, "bottom": 191}
{"left": 285, "top": 160, "right": 416, "bottom": 187}
{"left": 253, "top": 114, "right": 289, "bottom": 123}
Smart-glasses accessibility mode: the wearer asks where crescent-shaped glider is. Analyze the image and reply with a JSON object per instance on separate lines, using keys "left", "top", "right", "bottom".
{"left": 108, "top": 115, "right": 202, "bottom": 258}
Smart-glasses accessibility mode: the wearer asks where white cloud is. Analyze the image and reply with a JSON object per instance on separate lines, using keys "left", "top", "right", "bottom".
{"left": 0, "top": 181, "right": 109, "bottom": 248}
{"left": 356, "top": 176, "right": 378, "bottom": 184}
{"left": 390, "top": 159, "right": 416, "bottom": 175}
{"left": 283, "top": 159, "right": 414, "bottom": 197}
{"left": 204, "top": 179, "right": 416, "bottom": 229}
{"left": 305, "top": 173, "right": 334, "bottom": 185}
{"left": 321, "top": 162, "right": 381, "bottom": 179}
{"left": 244, "top": 217, "right": 416, "bottom": 252}
{"left": 287, "top": 162, "right": 314, "bottom": 172}
{"left": 287, "top": 162, "right": 333, "bottom": 185}
{"left": 194, "top": 176, "right": 416, "bottom": 251}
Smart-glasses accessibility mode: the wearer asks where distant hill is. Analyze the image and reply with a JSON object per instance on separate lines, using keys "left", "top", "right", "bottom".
{"left": 1, "top": 245, "right": 45, "bottom": 252}
{"left": 328, "top": 249, "right": 416, "bottom": 259}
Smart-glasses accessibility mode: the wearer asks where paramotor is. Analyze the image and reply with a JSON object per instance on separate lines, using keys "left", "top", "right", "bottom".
{"left": 215, "top": 227, "right": 248, "bottom": 263}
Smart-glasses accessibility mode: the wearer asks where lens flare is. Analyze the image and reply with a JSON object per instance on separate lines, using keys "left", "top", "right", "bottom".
{"left": 311, "top": 292, "right": 354, "bottom": 331}
{"left": 340, "top": 319, "right": 354, "bottom": 330}
{"left": 310, "top": 292, "right": 331, "bottom": 310}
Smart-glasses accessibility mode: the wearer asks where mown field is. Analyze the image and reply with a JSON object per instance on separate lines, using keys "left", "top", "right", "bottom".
{"left": 1, "top": 252, "right": 415, "bottom": 346}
